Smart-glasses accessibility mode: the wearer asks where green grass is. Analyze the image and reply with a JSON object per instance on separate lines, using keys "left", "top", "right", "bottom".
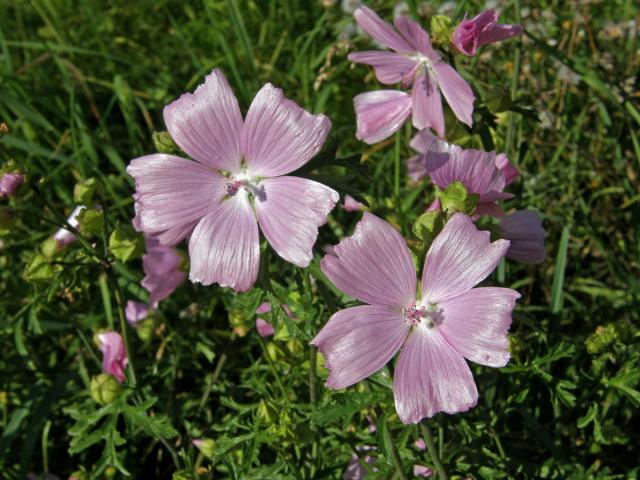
{"left": 1, "top": 0, "right": 639, "bottom": 478}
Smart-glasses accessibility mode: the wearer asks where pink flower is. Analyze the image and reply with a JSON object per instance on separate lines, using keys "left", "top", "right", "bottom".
{"left": 125, "top": 300, "right": 149, "bottom": 327}
{"left": 408, "top": 131, "right": 513, "bottom": 218}
{"left": 0, "top": 172, "right": 24, "bottom": 197}
{"left": 141, "top": 238, "right": 185, "bottom": 307}
{"left": 255, "top": 302, "right": 295, "bottom": 337}
{"left": 498, "top": 210, "right": 546, "bottom": 264}
{"left": 494, "top": 153, "right": 519, "bottom": 186}
{"left": 343, "top": 195, "right": 366, "bottom": 212}
{"left": 128, "top": 69, "right": 338, "bottom": 292}
{"left": 413, "top": 465, "right": 433, "bottom": 477}
{"left": 452, "top": 10, "right": 523, "bottom": 57}
{"left": 348, "top": 6, "right": 475, "bottom": 141}
{"left": 53, "top": 205, "right": 85, "bottom": 248}
{"left": 97, "top": 331, "right": 128, "bottom": 383}
{"left": 312, "top": 213, "right": 519, "bottom": 423}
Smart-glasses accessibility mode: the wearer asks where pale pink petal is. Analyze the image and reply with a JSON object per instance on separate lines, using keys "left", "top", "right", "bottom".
{"left": 311, "top": 305, "right": 409, "bottom": 389}
{"left": 479, "top": 23, "right": 523, "bottom": 46}
{"left": 97, "top": 332, "right": 129, "bottom": 383}
{"left": 354, "top": 90, "right": 411, "bottom": 144}
{"left": 242, "top": 83, "right": 331, "bottom": 177}
{"left": 414, "top": 439, "right": 426, "bottom": 450}
{"left": 0, "top": 172, "right": 24, "bottom": 197}
{"left": 426, "top": 145, "right": 507, "bottom": 198}
{"left": 163, "top": 69, "right": 243, "bottom": 172}
{"left": 188, "top": 192, "right": 259, "bottom": 292}
{"left": 393, "top": 326, "right": 477, "bottom": 423}
{"left": 432, "top": 63, "right": 475, "bottom": 127}
{"left": 439, "top": 287, "right": 520, "bottom": 367}
{"left": 422, "top": 213, "right": 509, "bottom": 303}
{"left": 321, "top": 212, "right": 416, "bottom": 308}
{"left": 348, "top": 51, "right": 417, "bottom": 84}
{"left": 393, "top": 16, "right": 439, "bottom": 59}
{"left": 495, "top": 153, "right": 518, "bottom": 186}
{"left": 353, "top": 6, "right": 413, "bottom": 52}
{"left": 413, "top": 465, "right": 433, "bottom": 477}
{"left": 53, "top": 205, "right": 85, "bottom": 248}
{"left": 343, "top": 195, "right": 365, "bottom": 212}
{"left": 471, "top": 10, "right": 499, "bottom": 31}
{"left": 256, "top": 318, "right": 275, "bottom": 337}
{"left": 411, "top": 72, "right": 444, "bottom": 137}
{"left": 127, "top": 154, "right": 224, "bottom": 234}
{"left": 125, "top": 301, "right": 149, "bottom": 327}
{"left": 256, "top": 302, "right": 272, "bottom": 314}
{"left": 142, "top": 270, "right": 185, "bottom": 307}
{"left": 406, "top": 155, "right": 428, "bottom": 182}
{"left": 152, "top": 221, "right": 198, "bottom": 246}
{"left": 498, "top": 210, "right": 546, "bottom": 264}
{"left": 255, "top": 176, "right": 338, "bottom": 267}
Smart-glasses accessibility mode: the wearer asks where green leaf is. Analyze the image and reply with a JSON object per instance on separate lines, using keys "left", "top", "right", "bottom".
{"left": 77, "top": 207, "right": 104, "bottom": 238}
{"left": 109, "top": 224, "right": 144, "bottom": 262}
{"left": 440, "top": 181, "right": 479, "bottom": 215}
{"left": 312, "top": 391, "right": 389, "bottom": 427}
{"left": 73, "top": 177, "right": 98, "bottom": 205}
{"left": 412, "top": 210, "right": 444, "bottom": 242}
{"left": 122, "top": 400, "right": 178, "bottom": 440}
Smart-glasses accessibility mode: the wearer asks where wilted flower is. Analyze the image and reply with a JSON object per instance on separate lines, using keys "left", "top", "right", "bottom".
{"left": 498, "top": 210, "right": 545, "bottom": 264}
{"left": 128, "top": 69, "right": 338, "bottom": 292}
{"left": 452, "top": 10, "right": 522, "bottom": 56}
{"left": 53, "top": 205, "right": 85, "bottom": 248}
{"left": 125, "top": 300, "right": 149, "bottom": 327}
{"left": 142, "top": 238, "right": 185, "bottom": 307}
{"left": 407, "top": 130, "right": 514, "bottom": 218}
{"left": 312, "top": 213, "right": 518, "bottom": 423}
{"left": 0, "top": 172, "right": 24, "bottom": 198}
{"left": 97, "top": 331, "right": 128, "bottom": 383}
{"left": 348, "top": 6, "right": 475, "bottom": 142}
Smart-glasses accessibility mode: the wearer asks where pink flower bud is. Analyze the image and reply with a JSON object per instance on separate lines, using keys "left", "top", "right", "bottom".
{"left": 453, "top": 10, "right": 522, "bottom": 57}
{"left": 0, "top": 172, "right": 24, "bottom": 197}
{"left": 97, "top": 331, "right": 128, "bottom": 383}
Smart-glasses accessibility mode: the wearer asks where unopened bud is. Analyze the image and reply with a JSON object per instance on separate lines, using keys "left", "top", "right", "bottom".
{"left": 90, "top": 373, "right": 122, "bottom": 405}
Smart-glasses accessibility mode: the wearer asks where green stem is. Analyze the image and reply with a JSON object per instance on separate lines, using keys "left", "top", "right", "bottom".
{"left": 257, "top": 336, "right": 289, "bottom": 404}
{"left": 309, "top": 344, "right": 317, "bottom": 405}
{"left": 419, "top": 421, "right": 448, "bottom": 480}
{"left": 110, "top": 272, "right": 137, "bottom": 387}
{"left": 386, "top": 427, "right": 408, "bottom": 480}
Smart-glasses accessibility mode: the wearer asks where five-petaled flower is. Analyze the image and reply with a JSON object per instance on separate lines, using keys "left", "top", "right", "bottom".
{"left": 312, "top": 212, "right": 519, "bottom": 423}
{"left": 407, "top": 130, "right": 516, "bottom": 218}
{"left": 128, "top": 69, "right": 339, "bottom": 292}
{"left": 452, "top": 10, "right": 523, "bottom": 57}
{"left": 348, "top": 6, "right": 475, "bottom": 142}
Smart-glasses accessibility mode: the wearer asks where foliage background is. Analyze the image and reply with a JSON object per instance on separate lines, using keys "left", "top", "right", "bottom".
{"left": 1, "top": 0, "right": 639, "bottom": 478}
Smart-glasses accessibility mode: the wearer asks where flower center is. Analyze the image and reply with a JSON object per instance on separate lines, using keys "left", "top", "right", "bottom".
{"left": 402, "top": 302, "right": 443, "bottom": 328}
{"left": 401, "top": 54, "right": 434, "bottom": 89}
{"left": 224, "top": 173, "right": 266, "bottom": 201}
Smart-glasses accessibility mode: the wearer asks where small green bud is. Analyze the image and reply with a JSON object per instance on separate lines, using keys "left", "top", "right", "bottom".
{"left": 412, "top": 210, "right": 445, "bottom": 242}
{"left": 109, "top": 224, "right": 144, "bottom": 262}
{"left": 41, "top": 237, "right": 60, "bottom": 259}
{"left": 229, "top": 309, "right": 248, "bottom": 337}
{"left": 136, "top": 318, "right": 155, "bottom": 343}
{"left": 193, "top": 438, "right": 216, "bottom": 459}
{"left": 440, "top": 181, "right": 479, "bottom": 216}
{"left": 586, "top": 325, "right": 617, "bottom": 354}
{"left": 430, "top": 15, "right": 454, "bottom": 46}
{"left": 90, "top": 373, "right": 122, "bottom": 405}
{"left": 77, "top": 208, "right": 104, "bottom": 238}
{"left": 73, "top": 178, "right": 98, "bottom": 205}
{"left": 153, "top": 131, "right": 180, "bottom": 154}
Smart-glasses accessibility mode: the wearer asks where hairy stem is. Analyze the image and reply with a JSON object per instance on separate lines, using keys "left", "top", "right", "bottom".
{"left": 419, "top": 421, "right": 448, "bottom": 480}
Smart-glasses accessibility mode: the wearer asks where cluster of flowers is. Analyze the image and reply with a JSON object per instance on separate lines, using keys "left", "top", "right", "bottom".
{"left": 94, "top": 5, "right": 544, "bottom": 437}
